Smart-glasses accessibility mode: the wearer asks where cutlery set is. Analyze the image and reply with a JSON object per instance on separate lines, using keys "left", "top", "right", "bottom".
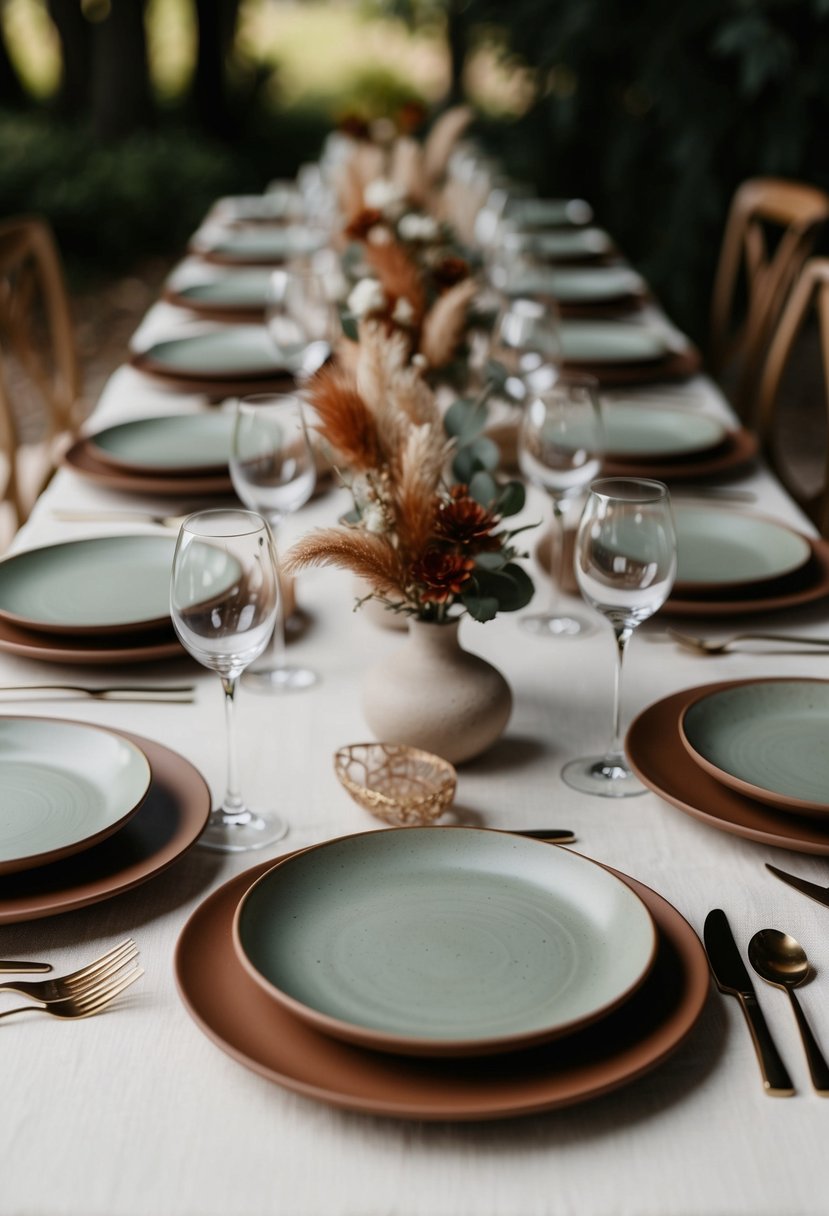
{"left": 668, "top": 628, "right": 829, "bottom": 655}
{"left": 0, "top": 684, "right": 195, "bottom": 702}
{"left": 704, "top": 909, "right": 829, "bottom": 1095}
{"left": 0, "top": 940, "right": 142, "bottom": 1021}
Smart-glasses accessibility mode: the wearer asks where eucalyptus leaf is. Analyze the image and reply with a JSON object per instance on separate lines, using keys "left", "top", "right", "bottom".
{"left": 475, "top": 551, "right": 508, "bottom": 572}
{"left": 444, "top": 397, "right": 489, "bottom": 442}
{"left": 461, "top": 593, "right": 500, "bottom": 623}
{"left": 340, "top": 312, "right": 359, "bottom": 342}
{"left": 468, "top": 469, "right": 498, "bottom": 506}
{"left": 496, "top": 480, "right": 526, "bottom": 517}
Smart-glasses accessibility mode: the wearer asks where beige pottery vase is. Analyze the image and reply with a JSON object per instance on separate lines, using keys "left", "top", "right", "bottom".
{"left": 361, "top": 618, "right": 512, "bottom": 764}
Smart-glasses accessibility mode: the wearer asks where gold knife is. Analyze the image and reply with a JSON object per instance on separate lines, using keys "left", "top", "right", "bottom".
{"left": 767, "top": 864, "right": 829, "bottom": 909}
{"left": 0, "top": 961, "right": 52, "bottom": 974}
{"left": 703, "top": 908, "right": 795, "bottom": 1096}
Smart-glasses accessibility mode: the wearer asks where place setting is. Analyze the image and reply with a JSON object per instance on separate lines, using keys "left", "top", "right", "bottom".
{"left": 174, "top": 823, "right": 710, "bottom": 1120}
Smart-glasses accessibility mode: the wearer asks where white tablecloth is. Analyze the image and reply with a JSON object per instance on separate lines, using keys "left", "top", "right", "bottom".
{"left": 2, "top": 321, "right": 829, "bottom": 1216}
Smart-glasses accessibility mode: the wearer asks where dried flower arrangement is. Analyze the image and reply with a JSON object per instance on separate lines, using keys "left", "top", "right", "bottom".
{"left": 283, "top": 322, "right": 534, "bottom": 624}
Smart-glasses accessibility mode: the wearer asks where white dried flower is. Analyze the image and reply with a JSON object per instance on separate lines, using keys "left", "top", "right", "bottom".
{"left": 362, "top": 503, "right": 388, "bottom": 534}
{"left": 351, "top": 473, "right": 373, "bottom": 508}
{"left": 398, "top": 212, "right": 440, "bottom": 243}
{"left": 364, "top": 178, "right": 407, "bottom": 214}
{"left": 347, "top": 277, "right": 386, "bottom": 317}
{"left": 392, "top": 296, "right": 415, "bottom": 325}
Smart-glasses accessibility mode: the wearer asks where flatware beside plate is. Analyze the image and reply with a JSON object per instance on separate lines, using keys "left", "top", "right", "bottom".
{"left": 766, "top": 864, "right": 829, "bottom": 909}
{"left": 0, "top": 961, "right": 51, "bottom": 974}
{"left": 52, "top": 509, "right": 192, "bottom": 530}
{"left": 703, "top": 909, "right": 794, "bottom": 1096}
{"left": 667, "top": 628, "right": 829, "bottom": 655}
{"left": 748, "top": 929, "right": 829, "bottom": 1096}
{"left": 0, "top": 939, "right": 138, "bottom": 1003}
{"left": 0, "top": 684, "right": 195, "bottom": 702}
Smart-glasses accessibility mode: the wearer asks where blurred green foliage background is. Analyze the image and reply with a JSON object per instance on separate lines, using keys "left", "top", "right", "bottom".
{"left": 2, "top": 0, "right": 829, "bottom": 343}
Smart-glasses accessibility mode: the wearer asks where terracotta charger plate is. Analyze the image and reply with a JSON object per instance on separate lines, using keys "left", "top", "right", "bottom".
{"left": 662, "top": 534, "right": 829, "bottom": 617}
{"left": 562, "top": 345, "right": 701, "bottom": 387}
{"left": 0, "top": 727, "right": 210, "bottom": 923}
{"left": 62, "top": 437, "right": 233, "bottom": 497}
{"left": 626, "top": 681, "right": 829, "bottom": 854}
{"left": 0, "top": 613, "right": 185, "bottom": 665}
{"left": 174, "top": 856, "right": 709, "bottom": 1122}
{"left": 602, "top": 427, "right": 758, "bottom": 482}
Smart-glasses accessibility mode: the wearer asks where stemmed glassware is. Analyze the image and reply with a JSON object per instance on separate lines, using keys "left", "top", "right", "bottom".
{"left": 562, "top": 478, "right": 677, "bottom": 797}
{"left": 265, "top": 264, "right": 340, "bottom": 379}
{"left": 230, "top": 392, "right": 317, "bottom": 693}
{"left": 170, "top": 509, "right": 284, "bottom": 850}
{"left": 518, "top": 374, "right": 604, "bottom": 637}
{"left": 489, "top": 296, "right": 561, "bottom": 392}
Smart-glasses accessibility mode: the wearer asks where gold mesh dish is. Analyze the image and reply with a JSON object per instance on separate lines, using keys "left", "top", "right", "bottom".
{"left": 334, "top": 743, "right": 457, "bottom": 827}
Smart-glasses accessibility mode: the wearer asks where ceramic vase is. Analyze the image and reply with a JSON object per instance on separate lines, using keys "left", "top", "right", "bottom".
{"left": 361, "top": 618, "right": 512, "bottom": 764}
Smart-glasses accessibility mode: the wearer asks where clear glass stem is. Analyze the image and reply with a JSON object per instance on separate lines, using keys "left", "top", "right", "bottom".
{"left": 548, "top": 496, "right": 566, "bottom": 616}
{"left": 263, "top": 516, "right": 287, "bottom": 669}
{"left": 607, "top": 625, "right": 634, "bottom": 762}
{"left": 220, "top": 674, "right": 245, "bottom": 816}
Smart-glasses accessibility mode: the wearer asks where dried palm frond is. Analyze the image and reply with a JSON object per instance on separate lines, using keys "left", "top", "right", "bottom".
{"left": 390, "top": 136, "right": 425, "bottom": 208}
{"left": 336, "top": 159, "right": 367, "bottom": 227}
{"left": 390, "top": 364, "right": 442, "bottom": 432}
{"left": 355, "top": 319, "right": 409, "bottom": 417}
{"left": 419, "top": 277, "right": 478, "bottom": 369}
{"left": 283, "top": 527, "right": 404, "bottom": 599}
{"left": 305, "top": 362, "right": 382, "bottom": 472}
{"left": 363, "top": 240, "right": 427, "bottom": 327}
{"left": 422, "top": 105, "right": 473, "bottom": 186}
{"left": 392, "top": 424, "right": 449, "bottom": 560}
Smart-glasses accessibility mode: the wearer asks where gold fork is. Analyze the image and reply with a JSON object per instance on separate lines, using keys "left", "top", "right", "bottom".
{"left": 0, "top": 940, "right": 137, "bottom": 1002}
{"left": 667, "top": 628, "right": 829, "bottom": 655}
{"left": 0, "top": 964, "right": 143, "bottom": 1021}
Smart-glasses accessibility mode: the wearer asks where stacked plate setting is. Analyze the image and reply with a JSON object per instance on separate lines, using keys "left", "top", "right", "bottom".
{"left": 627, "top": 679, "right": 829, "bottom": 856}
{"left": 0, "top": 534, "right": 184, "bottom": 663}
{"left": 663, "top": 505, "right": 829, "bottom": 616}
{"left": 174, "top": 826, "right": 710, "bottom": 1120}
{"left": 0, "top": 718, "right": 210, "bottom": 924}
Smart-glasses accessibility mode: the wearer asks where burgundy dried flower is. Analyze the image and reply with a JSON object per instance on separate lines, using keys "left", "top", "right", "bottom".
{"left": 433, "top": 492, "right": 499, "bottom": 547}
{"left": 431, "top": 256, "right": 471, "bottom": 292}
{"left": 344, "top": 208, "right": 387, "bottom": 242}
{"left": 411, "top": 550, "right": 475, "bottom": 603}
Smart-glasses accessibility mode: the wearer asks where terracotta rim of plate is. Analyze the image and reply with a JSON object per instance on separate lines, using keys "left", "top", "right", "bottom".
{"left": 0, "top": 716, "right": 153, "bottom": 875}
{"left": 187, "top": 243, "right": 289, "bottom": 267}
{"left": 0, "top": 725, "right": 210, "bottom": 922}
{"left": 129, "top": 350, "right": 296, "bottom": 396}
{"left": 0, "top": 611, "right": 185, "bottom": 665}
{"left": 174, "top": 854, "right": 709, "bottom": 1121}
{"left": 677, "top": 678, "right": 829, "bottom": 817}
{"left": 561, "top": 344, "right": 701, "bottom": 386}
{"left": 161, "top": 284, "right": 263, "bottom": 324}
{"left": 662, "top": 534, "right": 829, "bottom": 617}
{"left": 88, "top": 418, "right": 229, "bottom": 478}
{"left": 603, "top": 427, "right": 758, "bottom": 481}
{"left": 62, "top": 437, "right": 234, "bottom": 496}
{"left": 231, "top": 827, "right": 659, "bottom": 1058}
{"left": 626, "top": 680, "right": 829, "bottom": 852}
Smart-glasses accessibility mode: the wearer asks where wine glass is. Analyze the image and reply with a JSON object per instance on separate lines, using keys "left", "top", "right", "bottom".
{"left": 562, "top": 478, "right": 677, "bottom": 797}
{"left": 230, "top": 392, "right": 317, "bottom": 693}
{"left": 518, "top": 375, "right": 604, "bottom": 637}
{"left": 170, "top": 509, "right": 284, "bottom": 850}
{"left": 489, "top": 297, "right": 561, "bottom": 393}
{"left": 265, "top": 264, "right": 340, "bottom": 378}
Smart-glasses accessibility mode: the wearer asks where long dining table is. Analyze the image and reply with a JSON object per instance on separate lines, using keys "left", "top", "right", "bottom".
{"left": 2, "top": 213, "right": 829, "bottom": 1216}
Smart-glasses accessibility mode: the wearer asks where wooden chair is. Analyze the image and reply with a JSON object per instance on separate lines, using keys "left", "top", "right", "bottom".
{"left": 755, "top": 257, "right": 829, "bottom": 536}
{"left": 710, "top": 178, "right": 829, "bottom": 422}
{"left": 0, "top": 215, "right": 82, "bottom": 542}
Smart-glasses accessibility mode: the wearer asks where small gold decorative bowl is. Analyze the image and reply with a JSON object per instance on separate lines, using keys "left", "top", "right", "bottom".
{"left": 333, "top": 743, "right": 457, "bottom": 827}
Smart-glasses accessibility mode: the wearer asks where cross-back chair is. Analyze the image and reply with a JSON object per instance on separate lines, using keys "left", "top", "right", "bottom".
{"left": 710, "top": 177, "right": 829, "bottom": 423}
{"left": 755, "top": 256, "right": 829, "bottom": 536}
{"left": 0, "top": 215, "right": 82, "bottom": 542}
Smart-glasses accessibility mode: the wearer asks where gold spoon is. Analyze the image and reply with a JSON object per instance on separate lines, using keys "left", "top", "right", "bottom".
{"left": 748, "top": 929, "right": 829, "bottom": 1096}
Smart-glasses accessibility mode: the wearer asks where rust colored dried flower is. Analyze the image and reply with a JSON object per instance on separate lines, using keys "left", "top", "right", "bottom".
{"left": 337, "top": 113, "right": 372, "bottom": 141}
{"left": 411, "top": 549, "right": 475, "bottom": 603}
{"left": 433, "top": 492, "right": 498, "bottom": 547}
{"left": 344, "top": 208, "right": 387, "bottom": 242}
{"left": 397, "top": 100, "right": 428, "bottom": 135}
{"left": 431, "top": 256, "right": 471, "bottom": 292}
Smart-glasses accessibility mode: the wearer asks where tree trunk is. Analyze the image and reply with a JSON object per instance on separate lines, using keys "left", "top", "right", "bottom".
{"left": 90, "top": 0, "right": 153, "bottom": 140}
{"left": 193, "top": 0, "right": 241, "bottom": 139}
{"left": 46, "top": 0, "right": 92, "bottom": 116}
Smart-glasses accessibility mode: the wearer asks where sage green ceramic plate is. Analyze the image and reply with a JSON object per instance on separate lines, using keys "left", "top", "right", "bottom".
{"left": 510, "top": 266, "right": 645, "bottom": 304}
{"left": 680, "top": 680, "right": 829, "bottom": 815}
{"left": 528, "top": 228, "right": 613, "bottom": 261}
{"left": 0, "top": 535, "right": 176, "bottom": 636}
{"left": 0, "top": 717, "right": 152, "bottom": 874}
{"left": 90, "top": 413, "right": 234, "bottom": 475}
{"left": 170, "top": 269, "right": 272, "bottom": 312}
{"left": 233, "top": 827, "right": 658, "bottom": 1057}
{"left": 138, "top": 326, "right": 297, "bottom": 378}
{"left": 508, "top": 197, "right": 593, "bottom": 228}
{"left": 560, "top": 404, "right": 726, "bottom": 460}
{"left": 559, "top": 320, "right": 670, "bottom": 364}
{"left": 674, "top": 506, "right": 812, "bottom": 592}
{"left": 193, "top": 225, "right": 325, "bottom": 263}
